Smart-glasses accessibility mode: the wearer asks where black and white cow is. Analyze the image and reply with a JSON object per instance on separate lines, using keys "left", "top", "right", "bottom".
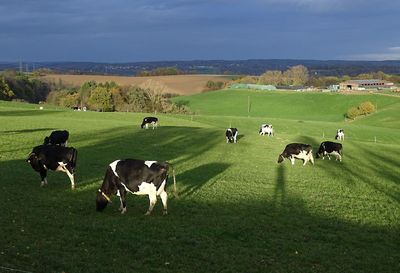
{"left": 277, "top": 143, "right": 314, "bottom": 166}
{"left": 96, "top": 159, "right": 177, "bottom": 215}
{"left": 141, "top": 117, "right": 158, "bottom": 129}
{"left": 335, "top": 129, "right": 345, "bottom": 141}
{"left": 259, "top": 124, "right": 274, "bottom": 136}
{"left": 44, "top": 130, "right": 69, "bottom": 146}
{"left": 26, "top": 145, "right": 78, "bottom": 189}
{"left": 226, "top": 128, "right": 238, "bottom": 143}
{"left": 316, "top": 141, "right": 343, "bottom": 162}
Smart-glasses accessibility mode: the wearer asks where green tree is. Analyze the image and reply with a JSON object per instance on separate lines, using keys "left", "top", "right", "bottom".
{"left": 0, "top": 76, "right": 14, "bottom": 100}
{"left": 284, "top": 65, "right": 309, "bottom": 85}
{"left": 87, "top": 86, "right": 113, "bottom": 111}
{"left": 258, "top": 70, "right": 283, "bottom": 85}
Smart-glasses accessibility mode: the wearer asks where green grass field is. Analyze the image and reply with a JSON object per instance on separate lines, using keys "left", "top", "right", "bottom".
{"left": 1, "top": 90, "right": 399, "bottom": 273}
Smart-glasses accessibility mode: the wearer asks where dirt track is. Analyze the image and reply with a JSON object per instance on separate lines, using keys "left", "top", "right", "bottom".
{"left": 42, "top": 74, "right": 231, "bottom": 95}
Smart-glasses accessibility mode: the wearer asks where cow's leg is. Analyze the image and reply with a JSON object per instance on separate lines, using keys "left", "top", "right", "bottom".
{"left": 309, "top": 154, "right": 314, "bottom": 165}
{"left": 39, "top": 170, "right": 47, "bottom": 186}
{"left": 65, "top": 167, "right": 75, "bottom": 190}
{"left": 145, "top": 191, "right": 157, "bottom": 215}
{"left": 118, "top": 188, "right": 128, "bottom": 214}
{"left": 160, "top": 190, "right": 168, "bottom": 215}
{"left": 290, "top": 156, "right": 295, "bottom": 165}
{"left": 226, "top": 137, "right": 229, "bottom": 143}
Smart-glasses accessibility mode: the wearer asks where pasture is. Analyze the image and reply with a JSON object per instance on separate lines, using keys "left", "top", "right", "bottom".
{"left": 0, "top": 90, "right": 399, "bottom": 273}
{"left": 41, "top": 74, "right": 232, "bottom": 95}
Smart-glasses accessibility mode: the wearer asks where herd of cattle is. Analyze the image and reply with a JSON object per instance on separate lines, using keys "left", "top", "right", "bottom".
{"left": 26, "top": 117, "right": 344, "bottom": 215}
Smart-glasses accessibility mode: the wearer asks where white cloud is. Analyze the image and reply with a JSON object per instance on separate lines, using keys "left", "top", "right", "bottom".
{"left": 349, "top": 47, "right": 400, "bottom": 61}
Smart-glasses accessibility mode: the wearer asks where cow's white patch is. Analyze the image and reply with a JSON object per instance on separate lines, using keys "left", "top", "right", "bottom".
{"left": 292, "top": 150, "right": 314, "bottom": 165}
{"left": 136, "top": 182, "right": 157, "bottom": 196}
{"left": 144, "top": 161, "right": 157, "bottom": 168}
{"left": 156, "top": 180, "right": 166, "bottom": 196}
{"left": 109, "top": 160, "right": 120, "bottom": 177}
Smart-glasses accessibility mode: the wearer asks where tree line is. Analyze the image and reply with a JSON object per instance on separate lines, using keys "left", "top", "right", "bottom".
{"left": 233, "top": 65, "right": 400, "bottom": 87}
{"left": 0, "top": 70, "right": 189, "bottom": 113}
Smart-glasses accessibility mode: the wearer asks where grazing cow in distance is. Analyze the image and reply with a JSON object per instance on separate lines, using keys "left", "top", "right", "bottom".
{"left": 226, "top": 128, "right": 238, "bottom": 143}
{"left": 335, "top": 129, "right": 345, "bottom": 141}
{"left": 141, "top": 117, "right": 158, "bottom": 129}
{"left": 44, "top": 130, "right": 69, "bottom": 146}
{"left": 96, "top": 159, "right": 177, "bottom": 215}
{"left": 316, "top": 141, "right": 343, "bottom": 162}
{"left": 26, "top": 145, "right": 78, "bottom": 189}
{"left": 278, "top": 143, "right": 314, "bottom": 166}
{"left": 259, "top": 124, "right": 274, "bottom": 136}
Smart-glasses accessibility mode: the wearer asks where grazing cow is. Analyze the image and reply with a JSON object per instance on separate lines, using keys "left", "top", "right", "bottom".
{"left": 26, "top": 145, "right": 78, "bottom": 189}
{"left": 259, "top": 124, "right": 274, "bottom": 136}
{"left": 277, "top": 143, "right": 314, "bottom": 166}
{"left": 141, "top": 117, "right": 158, "bottom": 129}
{"left": 316, "top": 141, "right": 343, "bottom": 162}
{"left": 44, "top": 130, "right": 69, "bottom": 146}
{"left": 226, "top": 128, "right": 238, "bottom": 143}
{"left": 335, "top": 129, "right": 345, "bottom": 141}
{"left": 96, "top": 159, "right": 177, "bottom": 215}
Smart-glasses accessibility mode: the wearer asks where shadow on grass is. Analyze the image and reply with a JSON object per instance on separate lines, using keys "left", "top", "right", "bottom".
{"left": 314, "top": 142, "right": 400, "bottom": 203}
{"left": 1, "top": 180, "right": 399, "bottom": 273}
{"left": 177, "top": 163, "right": 231, "bottom": 196}
{"left": 1, "top": 128, "right": 57, "bottom": 134}
{"left": 273, "top": 164, "right": 286, "bottom": 209}
{"left": 0, "top": 110, "right": 62, "bottom": 116}
{"left": 2, "top": 125, "right": 399, "bottom": 273}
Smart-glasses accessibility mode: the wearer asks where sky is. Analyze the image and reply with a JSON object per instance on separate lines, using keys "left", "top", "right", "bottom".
{"left": 1, "top": 0, "right": 399, "bottom": 62}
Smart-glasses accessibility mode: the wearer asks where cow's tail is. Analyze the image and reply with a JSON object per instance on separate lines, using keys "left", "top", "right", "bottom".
{"left": 169, "top": 165, "right": 179, "bottom": 198}
{"left": 71, "top": 148, "right": 78, "bottom": 171}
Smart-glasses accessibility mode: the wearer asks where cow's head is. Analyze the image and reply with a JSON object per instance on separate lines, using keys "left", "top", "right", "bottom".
{"left": 26, "top": 153, "right": 42, "bottom": 171}
{"left": 96, "top": 189, "right": 111, "bottom": 212}
{"left": 277, "top": 154, "right": 285, "bottom": 163}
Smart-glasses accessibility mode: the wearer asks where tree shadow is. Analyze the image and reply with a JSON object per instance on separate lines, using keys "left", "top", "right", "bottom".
{"left": 0, "top": 110, "right": 61, "bottom": 116}
{"left": 55, "top": 125, "right": 222, "bottom": 190}
{"left": 177, "top": 163, "right": 231, "bottom": 196}
{"left": 273, "top": 164, "right": 286, "bottom": 209}
{"left": 1, "top": 128, "right": 57, "bottom": 134}
{"left": 314, "top": 142, "right": 400, "bottom": 203}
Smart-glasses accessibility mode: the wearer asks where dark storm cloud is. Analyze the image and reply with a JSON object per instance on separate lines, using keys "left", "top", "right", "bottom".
{"left": 0, "top": 0, "right": 399, "bottom": 61}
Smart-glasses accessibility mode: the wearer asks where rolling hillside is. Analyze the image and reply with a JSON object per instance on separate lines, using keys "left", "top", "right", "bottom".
{"left": 0, "top": 91, "right": 399, "bottom": 273}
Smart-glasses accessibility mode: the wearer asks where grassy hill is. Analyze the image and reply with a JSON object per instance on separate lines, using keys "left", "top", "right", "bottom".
{"left": 0, "top": 91, "right": 399, "bottom": 273}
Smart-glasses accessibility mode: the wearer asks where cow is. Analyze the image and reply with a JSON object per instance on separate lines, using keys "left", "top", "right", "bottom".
{"left": 44, "top": 130, "right": 69, "bottom": 146}
{"left": 259, "top": 124, "right": 274, "bottom": 136}
{"left": 141, "top": 117, "right": 158, "bottom": 129}
{"left": 226, "top": 128, "right": 238, "bottom": 143}
{"left": 277, "top": 143, "right": 314, "bottom": 166}
{"left": 335, "top": 129, "right": 345, "bottom": 141}
{"left": 26, "top": 145, "right": 78, "bottom": 189}
{"left": 96, "top": 159, "right": 177, "bottom": 215}
{"left": 316, "top": 141, "right": 343, "bottom": 162}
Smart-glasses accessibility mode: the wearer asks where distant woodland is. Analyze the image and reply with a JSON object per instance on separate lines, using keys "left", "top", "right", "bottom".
{"left": 1, "top": 65, "right": 399, "bottom": 113}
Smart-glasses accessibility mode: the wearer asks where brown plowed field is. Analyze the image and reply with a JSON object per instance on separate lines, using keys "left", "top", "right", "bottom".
{"left": 42, "top": 74, "right": 232, "bottom": 95}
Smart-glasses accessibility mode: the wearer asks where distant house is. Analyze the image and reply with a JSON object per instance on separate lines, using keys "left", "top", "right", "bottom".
{"left": 328, "top": 84, "right": 340, "bottom": 91}
{"left": 339, "top": 79, "right": 394, "bottom": 91}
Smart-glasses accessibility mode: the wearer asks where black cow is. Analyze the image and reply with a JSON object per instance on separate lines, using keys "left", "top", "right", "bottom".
{"left": 96, "top": 159, "right": 177, "bottom": 215}
{"left": 44, "top": 130, "right": 69, "bottom": 146}
{"left": 335, "top": 129, "right": 344, "bottom": 141}
{"left": 226, "top": 128, "right": 238, "bottom": 143}
{"left": 27, "top": 145, "right": 78, "bottom": 189}
{"left": 316, "top": 141, "right": 343, "bottom": 162}
{"left": 141, "top": 117, "right": 158, "bottom": 129}
{"left": 277, "top": 143, "right": 314, "bottom": 166}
